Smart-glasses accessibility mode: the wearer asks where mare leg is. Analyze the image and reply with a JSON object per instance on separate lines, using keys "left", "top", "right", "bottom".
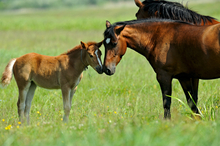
{"left": 61, "top": 86, "right": 71, "bottom": 122}
{"left": 24, "top": 82, "right": 37, "bottom": 124}
{"left": 178, "top": 78, "right": 199, "bottom": 114}
{"left": 17, "top": 81, "right": 31, "bottom": 123}
{"left": 157, "top": 73, "right": 172, "bottom": 119}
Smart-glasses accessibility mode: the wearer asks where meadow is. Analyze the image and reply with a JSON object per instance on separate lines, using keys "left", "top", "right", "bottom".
{"left": 1, "top": 1, "right": 220, "bottom": 146}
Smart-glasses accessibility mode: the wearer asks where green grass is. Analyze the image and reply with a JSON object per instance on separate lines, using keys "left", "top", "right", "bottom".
{"left": 1, "top": 1, "right": 220, "bottom": 146}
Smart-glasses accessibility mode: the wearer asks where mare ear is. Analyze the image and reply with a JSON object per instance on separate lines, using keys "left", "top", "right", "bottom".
{"left": 106, "top": 20, "right": 111, "bottom": 28}
{"left": 114, "top": 25, "right": 126, "bottom": 36}
{"left": 134, "top": 0, "right": 144, "bottom": 8}
{"left": 81, "top": 41, "right": 88, "bottom": 49}
{"left": 97, "top": 41, "right": 103, "bottom": 48}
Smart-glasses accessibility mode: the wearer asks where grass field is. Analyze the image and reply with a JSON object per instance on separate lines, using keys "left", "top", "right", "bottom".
{"left": 1, "top": 1, "right": 220, "bottom": 146}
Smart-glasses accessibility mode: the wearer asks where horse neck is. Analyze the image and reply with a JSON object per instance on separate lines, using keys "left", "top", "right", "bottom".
{"left": 121, "top": 25, "right": 156, "bottom": 58}
{"left": 65, "top": 46, "right": 89, "bottom": 72}
{"left": 202, "top": 19, "right": 220, "bottom": 26}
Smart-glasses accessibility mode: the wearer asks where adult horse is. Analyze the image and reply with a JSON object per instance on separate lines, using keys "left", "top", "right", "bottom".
{"left": 134, "top": 0, "right": 220, "bottom": 117}
{"left": 102, "top": 18, "right": 220, "bottom": 119}
{"left": 134, "top": 0, "right": 219, "bottom": 25}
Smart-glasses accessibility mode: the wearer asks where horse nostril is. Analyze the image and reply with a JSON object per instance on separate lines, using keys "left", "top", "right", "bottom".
{"left": 106, "top": 68, "right": 111, "bottom": 75}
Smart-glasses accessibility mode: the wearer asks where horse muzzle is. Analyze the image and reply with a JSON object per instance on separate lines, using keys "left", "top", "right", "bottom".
{"left": 103, "top": 65, "right": 115, "bottom": 76}
{"left": 95, "top": 66, "right": 103, "bottom": 74}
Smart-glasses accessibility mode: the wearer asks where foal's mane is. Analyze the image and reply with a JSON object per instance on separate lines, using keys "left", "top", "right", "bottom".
{"left": 63, "top": 42, "right": 98, "bottom": 55}
{"left": 104, "top": 18, "right": 191, "bottom": 38}
{"left": 141, "top": 0, "right": 217, "bottom": 25}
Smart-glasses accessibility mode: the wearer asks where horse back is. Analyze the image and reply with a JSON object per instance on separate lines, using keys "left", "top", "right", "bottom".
{"left": 14, "top": 53, "right": 62, "bottom": 88}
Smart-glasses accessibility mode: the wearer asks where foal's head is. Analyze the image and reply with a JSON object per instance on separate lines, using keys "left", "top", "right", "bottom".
{"left": 102, "top": 21, "right": 127, "bottom": 75}
{"left": 81, "top": 41, "right": 103, "bottom": 74}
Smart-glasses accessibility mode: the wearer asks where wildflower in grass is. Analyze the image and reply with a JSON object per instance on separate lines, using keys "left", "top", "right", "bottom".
{"left": 216, "top": 106, "right": 218, "bottom": 109}
{"left": 37, "top": 122, "right": 40, "bottom": 126}
{"left": 61, "top": 118, "right": 63, "bottom": 121}
{"left": 114, "top": 111, "right": 117, "bottom": 114}
{"left": 37, "top": 111, "right": 40, "bottom": 114}
{"left": 18, "top": 122, "right": 21, "bottom": 125}
{"left": 2, "top": 119, "right": 5, "bottom": 122}
{"left": 94, "top": 114, "right": 96, "bottom": 116}
{"left": 17, "top": 126, "right": 19, "bottom": 129}
{"left": 5, "top": 125, "right": 12, "bottom": 130}
{"left": 107, "top": 106, "right": 109, "bottom": 108}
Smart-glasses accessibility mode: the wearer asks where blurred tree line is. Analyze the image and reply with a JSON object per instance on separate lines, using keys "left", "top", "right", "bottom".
{"left": 0, "top": 0, "right": 134, "bottom": 10}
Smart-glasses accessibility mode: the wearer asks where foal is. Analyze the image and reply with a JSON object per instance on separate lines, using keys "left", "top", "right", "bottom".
{"left": 1, "top": 41, "right": 103, "bottom": 124}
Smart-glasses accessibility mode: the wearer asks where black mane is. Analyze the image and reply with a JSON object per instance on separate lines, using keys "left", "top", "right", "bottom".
{"left": 141, "top": 0, "right": 217, "bottom": 25}
{"left": 104, "top": 18, "right": 191, "bottom": 38}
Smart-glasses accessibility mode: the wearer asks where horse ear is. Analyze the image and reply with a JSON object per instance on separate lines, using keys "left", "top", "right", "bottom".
{"left": 134, "top": 0, "right": 144, "bottom": 8}
{"left": 97, "top": 41, "right": 103, "bottom": 48}
{"left": 115, "top": 25, "right": 126, "bottom": 36}
{"left": 106, "top": 20, "right": 111, "bottom": 28}
{"left": 80, "top": 41, "right": 88, "bottom": 49}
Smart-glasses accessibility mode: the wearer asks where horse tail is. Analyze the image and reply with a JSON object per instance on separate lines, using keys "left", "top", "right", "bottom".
{"left": 0, "top": 58, "right": 17, "bottom": 88}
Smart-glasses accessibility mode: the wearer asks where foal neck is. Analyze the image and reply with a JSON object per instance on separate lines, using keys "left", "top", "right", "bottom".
{"left": 66, "top": 46, "right": 89, "bottom": 71}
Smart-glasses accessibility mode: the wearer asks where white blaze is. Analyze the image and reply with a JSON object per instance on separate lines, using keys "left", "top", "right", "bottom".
{"left": 106, "top": 38, "right": 111, "bottom": 44}
{"left": 95, "top": 50, "right": 102, "bottom": 68}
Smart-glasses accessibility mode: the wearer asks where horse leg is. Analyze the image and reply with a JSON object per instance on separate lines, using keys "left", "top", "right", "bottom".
{"left": 70, "top": 86, "right": 77, "bottom": 107}
{"left": 178, "top": 78, "right": 199, "bottom": 114}
{"left": 61, "top": 86, "right": 71, "bottom": 123}
{"left": 24, "top": 82, "right": 37, "bottom": 124}
{"left": 17, "top": 82, "right": 31, "bottom": 123}
{"left": 157, "top": 73, "right": 172, "bottom": 119}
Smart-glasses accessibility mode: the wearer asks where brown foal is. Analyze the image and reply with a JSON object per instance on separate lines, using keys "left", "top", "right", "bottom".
{"left": 1, "top": 41, "right": 103, "bottom": 124}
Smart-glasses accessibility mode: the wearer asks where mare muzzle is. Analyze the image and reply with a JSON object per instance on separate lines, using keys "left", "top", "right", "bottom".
{"left": 103, "top": 65, "right": 115, "bottom": 76}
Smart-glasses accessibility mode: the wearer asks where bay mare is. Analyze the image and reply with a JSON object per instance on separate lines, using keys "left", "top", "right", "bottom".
{"left": 133, "top": 0, "right": 220, "bottom": 119}
{"left": 0, "top": 41, "right": 103, "bottom": 124}
{"left": 134, "top": 0, "right": 220, "bottom": 25}
{"left": 102, "top": 18, "right": 220, "bottom": 119}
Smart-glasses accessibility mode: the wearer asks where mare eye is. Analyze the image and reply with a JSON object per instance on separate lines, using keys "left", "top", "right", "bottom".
{"left": 112, "top": 42, "right": 117, "bottom": 47}
{"left": 90, "top": 55, "right": 93, "bottom": 58}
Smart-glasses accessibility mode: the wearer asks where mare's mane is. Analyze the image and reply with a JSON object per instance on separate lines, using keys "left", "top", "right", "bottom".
{"left": 141, "top": 0, "right": 216, "bottom": 25}
{"left": 104, "top": 18, "right": 191, "bottom": 38}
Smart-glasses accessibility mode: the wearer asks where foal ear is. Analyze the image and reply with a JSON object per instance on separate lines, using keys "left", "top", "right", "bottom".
{"left": 80, "top": 41, "right": 88, "bottom": 49}
{"left": 96, "top": 41, "right": 103, "bottom": 48}
{"left": 114, "top": 25, "right": 126, "bottom": 36}
{"left": 134, "top": 0, "right": 144, "bottom": 8}
{"left": 106, "top": 20, "right": 111, "bottom": 28}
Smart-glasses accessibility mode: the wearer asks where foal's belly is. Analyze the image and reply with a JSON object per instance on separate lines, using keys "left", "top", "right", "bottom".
{"left": 32, "top": 76, "right": 61, "bottom": 89}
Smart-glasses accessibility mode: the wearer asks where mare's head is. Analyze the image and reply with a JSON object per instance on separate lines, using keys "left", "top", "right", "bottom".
{"left": 134, "top": 0, "right": 217, "bottom": 25}
{"left": 81, "top": 41, "right": 103, "bottom": 74}
{"left": 102, "top": 21, "right": 127, "bottom": 76}
{"left": 135, "top": 0, "right": 154, "bottom": 19}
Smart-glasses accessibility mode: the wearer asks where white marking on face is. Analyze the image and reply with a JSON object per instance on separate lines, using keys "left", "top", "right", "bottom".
{"left": 106, "top": 38, "right": 111, "bottom": 44}
{"left": 95, "top": 50, "right": 102, "bottom": 68}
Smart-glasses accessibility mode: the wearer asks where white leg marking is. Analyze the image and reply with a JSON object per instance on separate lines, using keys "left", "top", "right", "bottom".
{"left": 95, "top": 50, "right": 102, "bottom": 68}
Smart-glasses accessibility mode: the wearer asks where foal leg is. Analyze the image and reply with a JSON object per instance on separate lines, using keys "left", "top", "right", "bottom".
{"left": 24, "top": 82, "right": 37, "bottom": 124}
{"left": 70, "top": 86, "right": 77, "bottom": 107}
{"left": 178, "top": 78, "right": 199, "bottom": 114}
{"left": 61, "top": 86, "right": 71, "bottom": 122}
{"left": 17, "top": 82, "right": 31, "bottom": 123}
{"left": 157, "top": 73, "right": 172, "bottom": 119}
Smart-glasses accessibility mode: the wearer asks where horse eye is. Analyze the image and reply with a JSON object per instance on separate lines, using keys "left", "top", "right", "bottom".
{"left": 90, "top": 55, "right": 93, "bottom": 58}
{"left": 112, "top": 42, "right": 117, "bottom": 47}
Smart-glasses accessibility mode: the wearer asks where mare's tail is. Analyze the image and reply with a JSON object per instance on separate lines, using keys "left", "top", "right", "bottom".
{"left": 0, "top": 59, "right": 16, "bottom": 88}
